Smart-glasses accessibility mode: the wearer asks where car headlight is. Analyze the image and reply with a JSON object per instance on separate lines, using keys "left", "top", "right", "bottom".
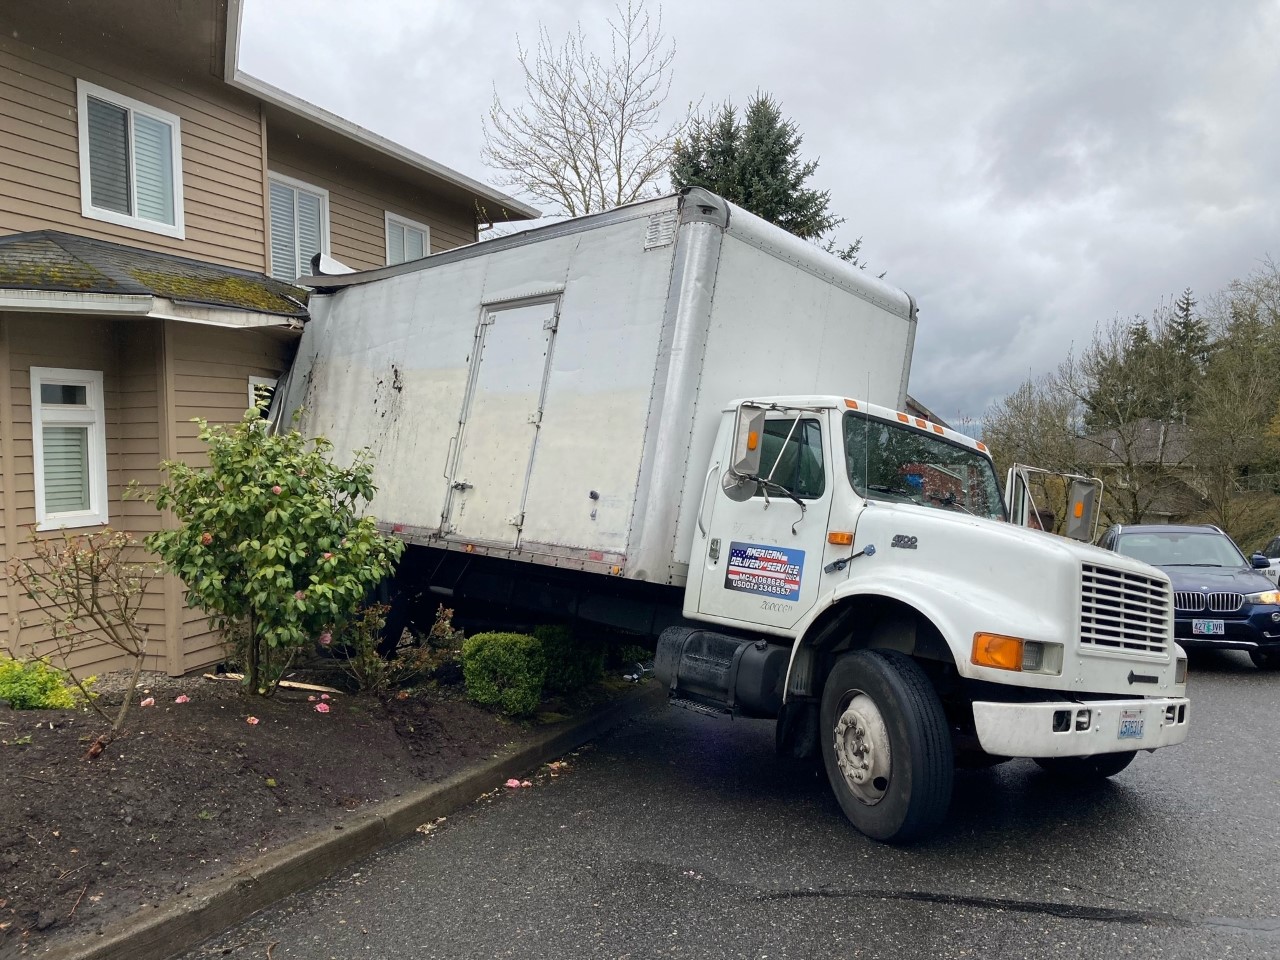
{"left": 1246, "top": 590, "right": 1280, "bottom": 605}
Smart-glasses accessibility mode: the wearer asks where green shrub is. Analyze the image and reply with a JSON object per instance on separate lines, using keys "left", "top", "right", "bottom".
{"left": 535, "top": 625, "right": 603, "bottom": 696}
{"left": 0, "top": 657, "right": 84, "bottom": 710}
{"left": 461, "top": 632, "right": 546, "bottom": 717}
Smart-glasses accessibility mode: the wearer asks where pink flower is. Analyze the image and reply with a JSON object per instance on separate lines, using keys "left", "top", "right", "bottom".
{"left": 271, "top": 485, "right": 282, "bottom": 495}
{"left": 505, "top": 779, "right": 522, "bottom": 789}
{"left": 320, "top": 693, "right": 330, "bottom": 701}
{"left": 139, "top": 697, "right": 155, "bottom": 708}
{"left": 315, "top": 702, "right": 330, "bottom": 714}
{"left": 174, "top": 694, "right": 190, "bottom": 704}
{"left": 200, "top": 532, "right": 212, "bottom": 546}
{"left": 322, "top": 552, "right": 333, "bottom": 561}
{"left": 318, "top": 631, "right": 332, "bottom": 647}
{"left": 294, "top": 590, "right": 306, "bottom": 601}
{"left": 246, "top": 716, "right": 260, "bottom": 725}
{"left": 307, "top": 695, "right": 317, "bottom": 702}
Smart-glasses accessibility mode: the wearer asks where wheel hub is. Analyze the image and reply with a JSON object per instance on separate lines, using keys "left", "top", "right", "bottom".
{"left": 833, "top": 692, "right": 891, "bottom": 805}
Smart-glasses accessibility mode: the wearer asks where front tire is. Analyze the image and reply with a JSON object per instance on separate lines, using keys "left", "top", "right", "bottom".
{"left": 819, "top": 650, "right": 954, "bottom": 843}
{"left": 1034, "top": 751, "right": 1136, "bottom": 780}
{"left": 1250, "top": 649, "right": 1280, "bottom": 671}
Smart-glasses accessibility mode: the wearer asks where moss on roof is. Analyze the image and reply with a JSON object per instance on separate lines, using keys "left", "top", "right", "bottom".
{"left": 128, "top": 268, "right": 307, "bottom": 313}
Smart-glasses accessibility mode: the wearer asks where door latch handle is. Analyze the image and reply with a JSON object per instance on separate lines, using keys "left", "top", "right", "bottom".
{"left": 451, "top": 481, "right": 473, "bottom": 491}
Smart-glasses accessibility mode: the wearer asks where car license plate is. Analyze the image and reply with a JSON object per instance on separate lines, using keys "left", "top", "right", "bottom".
{"left": 1192, "top": 619, "right": 1225, "bottom": 635}
{"left": 1118, "top": 710, "right": 1145, "bottom": 740}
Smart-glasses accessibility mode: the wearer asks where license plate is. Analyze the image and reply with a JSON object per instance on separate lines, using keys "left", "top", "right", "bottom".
{"left": 1118, "top": 709, "right": 1145, "bottom": 740}
{"left": 1192, "top": 619, "right": 1225, "bottom": 635}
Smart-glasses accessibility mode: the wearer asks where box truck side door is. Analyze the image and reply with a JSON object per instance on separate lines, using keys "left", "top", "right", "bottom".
{"left": 692, "top": 411, "right": 834, "bottom": 629}
{"left": 444, "top": 298, "right": 559, "bottom": 545}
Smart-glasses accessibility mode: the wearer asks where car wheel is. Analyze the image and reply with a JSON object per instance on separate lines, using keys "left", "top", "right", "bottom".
{"left": 1034, "top": 751, "right": 1136, "bottom": 780}
{"left": 1249, "top": 649, "right": 1280, "bottom": 671}
{"left": 819, "top": 650, "right": 953, "bottom": 843}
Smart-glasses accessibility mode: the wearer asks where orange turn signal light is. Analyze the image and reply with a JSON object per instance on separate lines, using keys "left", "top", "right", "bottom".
{"left": 1074, "top": 501, "right": 1084, "bottom": 519}
{"left": 746, "top": 430, "right": 759, "bottom": 451}
{"left": 971, "top": 633, "right": 1024, "bottom": 671}
{"left": 827, "top": 531, "right": 854, "bottom": 546}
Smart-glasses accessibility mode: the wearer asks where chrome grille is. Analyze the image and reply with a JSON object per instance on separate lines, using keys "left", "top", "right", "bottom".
{"left": 1174, "top": 591, "right": 1205, "bottom": 612}
{"left": 1081, "top": 563, "right": 1171, "bottom": 656}
{"left": 1207, "top": 592, "right": 1244, "bottom": 613}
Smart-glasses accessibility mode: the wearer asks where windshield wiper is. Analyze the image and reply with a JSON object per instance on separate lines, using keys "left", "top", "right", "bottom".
{"left": 1163, "top": 563, "right": 1223, "bottom": 567}
{"left": 866, "top": 483, "right": 920, "bottom": 501}
{"left": 927, "top": 491, "right": 974, "bottom": 515}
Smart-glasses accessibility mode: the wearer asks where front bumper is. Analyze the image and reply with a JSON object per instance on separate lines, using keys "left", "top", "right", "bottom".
{"left": 972, "top": 697, "right": 1190, "bottom": 759}
{"left": 1174, "top": 613, "right": 1280, "bottom": 652}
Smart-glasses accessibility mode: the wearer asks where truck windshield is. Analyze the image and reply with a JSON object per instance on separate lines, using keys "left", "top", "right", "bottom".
{"left": 843, "top": 412, "right": 1005, "bottom": 521}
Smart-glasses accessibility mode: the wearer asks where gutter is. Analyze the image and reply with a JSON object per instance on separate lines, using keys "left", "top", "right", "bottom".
{"left": 0, "top": 289, "right": 304, "bottom": 330}
{"left": 222, "top": 0, "right": 541, "bottom": 222}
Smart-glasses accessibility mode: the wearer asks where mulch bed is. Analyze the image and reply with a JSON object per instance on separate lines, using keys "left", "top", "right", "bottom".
{"left": 0, "top": 673, "right": 544, "bottom": 956}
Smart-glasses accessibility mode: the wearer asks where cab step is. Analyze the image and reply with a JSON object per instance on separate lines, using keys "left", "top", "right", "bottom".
{"left": 668, "top": 696, "right": 732, "bottom": 718}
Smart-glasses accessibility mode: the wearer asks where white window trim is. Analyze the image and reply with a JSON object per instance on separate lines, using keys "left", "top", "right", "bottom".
{"left": 384, "top": 211, "right": 432, "bottom": 265}
{"left": 248, "top": 376, "right": 278, "bottom": 409}
{"left": 30, "top": 367, "right": 109, "bottom": 532}
{"left": 75, "top": 79, "right": 185, "bottom": 240}
{"left": 268, "top": 171, "right": 331, "bottom": 280}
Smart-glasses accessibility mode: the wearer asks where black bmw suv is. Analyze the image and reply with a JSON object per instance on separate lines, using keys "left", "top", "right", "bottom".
{"left": 1098, "top": 524, "right": 1280, "bottom": 670}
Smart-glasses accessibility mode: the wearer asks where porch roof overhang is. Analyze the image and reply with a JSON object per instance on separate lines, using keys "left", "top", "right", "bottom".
{"left": 0, "top": 231, "right": 308, "bottom": 331}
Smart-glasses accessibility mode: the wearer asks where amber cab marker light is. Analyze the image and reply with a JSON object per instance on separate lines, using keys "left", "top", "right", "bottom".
{"left": 972, "top": 632, "right": 1024, "bottom": 671}
{"left": 828, "top": 531, "right": 854, "bottom": 546}
{"left": 746, "top": 430, "right": 759, "bottom": 451}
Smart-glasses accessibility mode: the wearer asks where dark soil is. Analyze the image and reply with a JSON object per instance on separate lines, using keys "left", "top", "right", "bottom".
{"left": 0, "top": 675, "right": 543, "bottom": 956}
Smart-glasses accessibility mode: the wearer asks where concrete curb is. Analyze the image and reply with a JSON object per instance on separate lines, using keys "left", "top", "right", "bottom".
{"left": 39, "top": 683, "right": 667, "bottom": 960}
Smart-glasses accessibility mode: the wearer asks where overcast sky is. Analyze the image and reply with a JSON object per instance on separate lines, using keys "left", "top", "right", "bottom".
{"left": 239, "top": 0, "right": 1279, "bottom": 425}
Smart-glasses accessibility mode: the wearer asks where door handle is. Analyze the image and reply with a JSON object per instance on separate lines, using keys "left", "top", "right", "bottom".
{"left": 697, "top": 464, "right": 719, "bottom": 536}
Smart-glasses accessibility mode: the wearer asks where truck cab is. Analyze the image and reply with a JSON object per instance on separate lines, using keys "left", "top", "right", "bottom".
{"left": 657, "top": 396, "right": 1189, "bottom": 842}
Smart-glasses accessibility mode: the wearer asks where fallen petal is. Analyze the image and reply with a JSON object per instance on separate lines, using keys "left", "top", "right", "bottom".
{"left": 504, "top": 779, "right": 521, "bottom": 789}
{"left": 246, "top": 716, "right": 260, "bottom": 725}
{"left": 174, "top": 694, "right": 190, "bottom": 704}
{"left": 520, "top": 780, "right": 532, "bottom": 788}
{"left": 307, "top": 695, "right": 317, "bottom": 702}
{"left": 139, "top": 697, "right": 155, "bottom": 708}
{"left": 315, "top": 702, "right": 330, "bottom": 713}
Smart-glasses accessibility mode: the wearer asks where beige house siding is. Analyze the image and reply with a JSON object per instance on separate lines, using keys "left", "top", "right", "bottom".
{"left": 168, "top": 321, "right": 295, "bottom": 674}
{"left": 0, "top": 314, "right": 296, "bottom": 676}
{"left": 1, "top": 313, "right": 168, "bottom": 673}
{"left": 0, "top": 35, "right": 268, "bottom": 271}
{"left": 268, "top": 136, "right": 478, "bottom": 271}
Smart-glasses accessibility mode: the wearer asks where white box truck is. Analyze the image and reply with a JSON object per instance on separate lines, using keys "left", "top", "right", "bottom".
{"left": 283, "top": 189, "right": 1189, "bottom": 842}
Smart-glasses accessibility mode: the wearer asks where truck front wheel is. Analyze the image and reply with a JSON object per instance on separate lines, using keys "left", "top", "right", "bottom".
{"left": 819, "top": 650, "right": 954, "bottom": 843}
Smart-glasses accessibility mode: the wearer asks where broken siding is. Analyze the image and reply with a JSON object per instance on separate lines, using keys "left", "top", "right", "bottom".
{"left": 0, "top": 35, "right": 267, "bottom": 271}
{"left": 267, "top": 137, "right": 477, "bottom": 270}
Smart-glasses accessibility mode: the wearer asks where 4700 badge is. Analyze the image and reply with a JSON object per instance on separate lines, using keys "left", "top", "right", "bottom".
{"left": 725, "top": 542, "right": 805, "bottom": 601}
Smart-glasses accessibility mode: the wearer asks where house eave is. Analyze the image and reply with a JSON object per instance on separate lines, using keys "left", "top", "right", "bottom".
{"left": 222, "top": 0, "right": 541, "bottom": 223}
{"left": 0, "top": 289, "right": 304, "bottom": 330}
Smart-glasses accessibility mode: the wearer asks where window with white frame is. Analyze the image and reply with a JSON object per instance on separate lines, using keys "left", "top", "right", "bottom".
{"left": 76, "top": 80, "right": 184, "bottom": 238}
{"left": 248, "top": 376, "right": 278, "bottom": 416}
{"left": 30, "top": 368, "right": 108, "bottom": 531}
{"left": 385, "top": 212, "right": 430, "bottom": 265}
{"left": 269, "top": 173, "right": 329, "bottom": 281}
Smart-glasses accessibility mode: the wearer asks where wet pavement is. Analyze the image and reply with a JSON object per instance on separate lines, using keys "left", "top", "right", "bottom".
{"left": 184, "top": 649, "right": 1280, "bottom": 959}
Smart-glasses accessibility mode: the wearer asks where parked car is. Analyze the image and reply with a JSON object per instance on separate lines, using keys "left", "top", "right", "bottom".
{"left": 1258, "top": 535, "right": 1280, "bottom": 585}
{"left": 1098, "top": 524, "right": 1280, "bottom": 669}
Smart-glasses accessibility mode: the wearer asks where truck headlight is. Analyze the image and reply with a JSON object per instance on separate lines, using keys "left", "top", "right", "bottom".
{"left": 971, "top": 633, "right": 1062, "bottom": 675}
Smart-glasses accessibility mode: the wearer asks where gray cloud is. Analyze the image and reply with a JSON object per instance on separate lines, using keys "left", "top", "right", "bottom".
{"left": 239, "top": 0, "right": 1280, "bottom": 425}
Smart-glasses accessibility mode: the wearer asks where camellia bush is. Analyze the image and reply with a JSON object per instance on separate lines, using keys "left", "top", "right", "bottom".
{"left": 140, "top": 409, "right": 404, "bottom": 695}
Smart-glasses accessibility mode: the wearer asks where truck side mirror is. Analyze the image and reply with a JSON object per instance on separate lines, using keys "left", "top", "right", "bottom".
{"left": 1063, "top": 479, "right": 1099, "bottom": 542}
{"left": 729, "top": 404, "right": 767, "bottom": 479}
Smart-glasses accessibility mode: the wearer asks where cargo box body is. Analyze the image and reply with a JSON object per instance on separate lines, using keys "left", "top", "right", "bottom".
{"left": 283, "top": 189, "right": 916, "bottom": 587}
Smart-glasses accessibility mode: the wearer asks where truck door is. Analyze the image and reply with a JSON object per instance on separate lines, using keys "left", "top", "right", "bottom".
{"left": 693, "top": 410, "right": 834, "bottom": 630}
{"left": 443, "top": 298, "right": 559, "bottom": 545}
